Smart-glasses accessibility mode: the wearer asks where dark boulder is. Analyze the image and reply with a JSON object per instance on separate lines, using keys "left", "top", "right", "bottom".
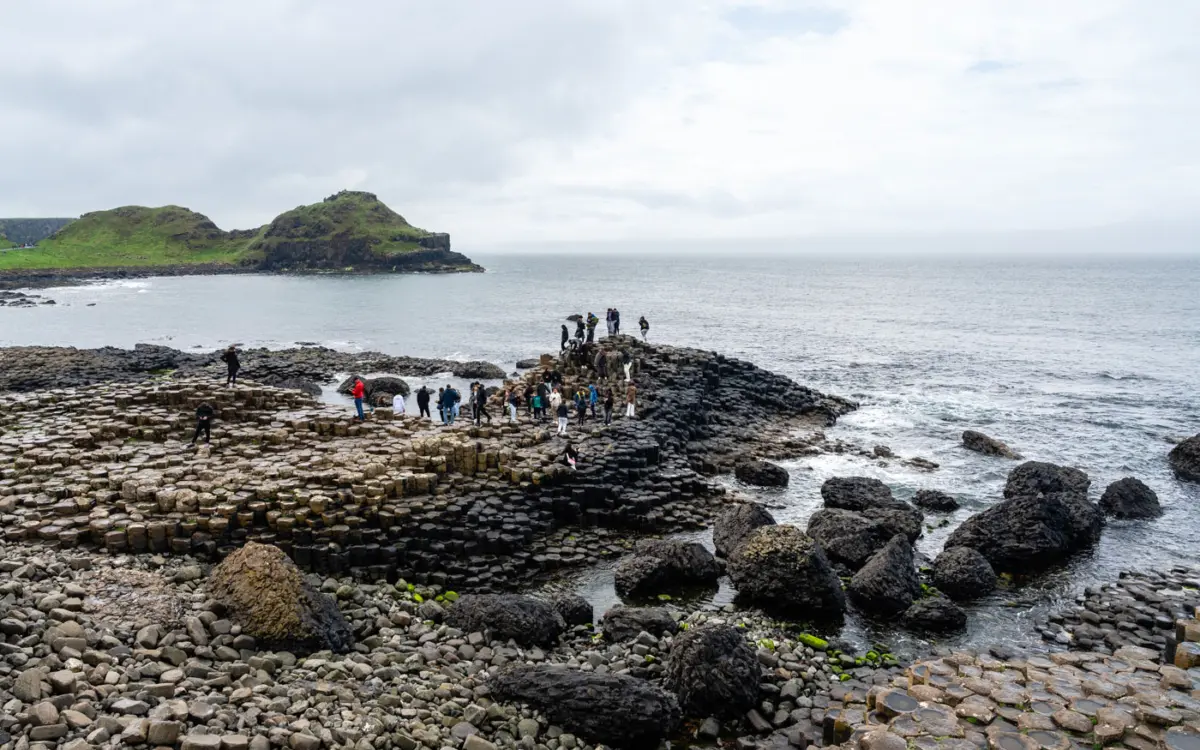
{"left": 267, "top": 377, "right": 322, "bottom": 399}
{"left": 848, "top": 535, "right": 921, "bottom": 616}
{"left": 451, "top": 360, "right": 506, "bottom": 379}
{"left": 208, "top": 542, "right": 353, "bottom": 654}
{"left": 734, "top": 460, "right": 789, "bottom": 487}
{"left": 1169, "top": 435, "right": 1200, "bottom": 482}
{"left": 515, "top": 358, "right": 541, "bottom": 370}
{"left": 903, "top": 595, "right": 968, "bottom": 632}
{"left": 614, "top": 540, "right": 721, "bottom": 598}
{"left": 932, "top": 547, "right": 997, "bottom": 601}
{"left": 913, "top": 489, "right": 960, "bottom": 513}
{"left": 962, "top": 430, "right": 1022, "bottom": 459}
{"left": 821, "top": 477, "right": 894, "bottom": 511}
{"left": 864, "top": 505, "right": 924, "bottom": 542}
{"left": 1099, "top": 477, "right": 1162, "bottom": 519}
{"left": 444, "top": 595, "right": 565, "bottom": 647}
{"left": 713, "top": 502, "right": 776, "bottom": 558}
{"left": 363, "top": 375, "right": 410, "bottom": 399}
{"left": 727, "top": 525, "right": 846, "bottom": 621}
{"left": 945, "top": 462, "right": 1103, "bottom": 573}
{"left": 550, "top": 594, "right": 594, "bottom": 628}
{"left": 490, "top": 664, "right": 681, "bottom": 748}
{"left": 664, "top": 624, "right": 759, "bottom": 719}
{"left": 806, "top": 508, "right": 894, "bottom": 571}
{"left": 601, "top": 605, "right": 678, "bottom": 641}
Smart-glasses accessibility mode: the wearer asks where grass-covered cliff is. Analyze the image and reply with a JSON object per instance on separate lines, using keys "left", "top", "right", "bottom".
{"left": 0, "top": 192, "right": 480, "bottom": 275}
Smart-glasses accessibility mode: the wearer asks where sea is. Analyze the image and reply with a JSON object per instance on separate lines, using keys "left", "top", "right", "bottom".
{"left": 4, "top": 252, "right": 1200, "bottom": 654}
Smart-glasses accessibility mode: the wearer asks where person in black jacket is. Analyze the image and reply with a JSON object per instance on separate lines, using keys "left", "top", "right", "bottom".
{"left": 190, "top": 402, "right": 214, "bottom": 445}
{"left": 561, "top": 325, "right": 569, "bottom": 351}
{"left": 220, "top": 346, "right": 240, "bottom": 386}
{"left": 416, "top": 386, "right": 432, "bottom": 419}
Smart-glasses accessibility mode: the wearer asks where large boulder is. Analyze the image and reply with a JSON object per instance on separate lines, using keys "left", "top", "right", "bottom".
{"left": 208, "top": 542, "right": 354, "bottom": 653}
{"left": 1169, "top": 435, "right": 1200, "bottom": 482}
{"left": 267, "top": 377, "right": 322, "bottom": 398}
{"left": 944, "top": 461, "right": 1103, "bottom": 573}
{"left": 913, "top": 489, "right": 960, "bottom": 513}
{"left": 848, "top": 535, "right": 921, "bottom": 616}
{"left": 962, "top": 430, "right": 1022, "bottom": 459}
{"left": 712, "top": 502, "right": 776, "bottom": 558}
{"left": 550, "top": 594, "right": 593, "bottom": 628}
{"left": 664, "top": 624, "right": 759, "bottom": 719}
{"left": 614, "top": 540, "right": 721, "bottom": 598}
{"left": 489, "top": 665, "right": 681, "bottom": 748}
{"left": 821, "top": 477, "right": 894, "bottom": 511}
{"left": 1099, "top": 477, "right": 1162, "bottom": 519}
{"left": 932, "top": 547, "right": 997, "bottom": 601}
{"left": 903, "top": 595, "right": 968, "bottom": 632}
{"left": 863, "top": 505, "right": 924, "bottom": 542}
{"left": 601, "top": 606, "right": 678, "bottom": 641}
{"left": 444, "top": 595, "right": 565, "bottom": 647}
{"left": 727, "top": 525, "right": 846, "bottom": 621}
{"left": 337, "top": 374, "right": 410, "bottom": 400}
{"left": 734, "top": 460, "right": 789, "bottom": 487}
{"left": 806, "top": 509, "right": 894, "bottom": 572}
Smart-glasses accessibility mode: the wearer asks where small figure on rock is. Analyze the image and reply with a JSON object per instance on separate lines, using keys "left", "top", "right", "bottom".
{"left": 556, "top": 396, "right": 570, "bottom": 436}
{"left": 416, "top": 385, "right": 432, "bottom": 420}
{"left": 564, "top": 441, "right": 579, "bottom": 470}
{"left": 639, "top": 315, "right": 649, "bottom": 340}
{"left": 392, "top": 390, "right": 405, "bottom": 415}
{"left": 523, "top": 383, "right": 534, "bottom": 416}
{"left": 190, "top": 401, "right": 214, "bottom": 446}
{"left": 604, "top": 387, "right": 615, "bottom": 425}
{"left": 606, "top": 308, "right": 615, "bottom": 336}
{"left": 575, "top": 388, "right": 588, "bottom": 424}
{"left": 595, "top": 348, "right": 608, "bottom": 379}
{"left": 535, "top": 381, "right": 548, "bottom": 421}
{"left": 561, "top": 324, "right": 569, "bottom": 352}
{"left": 507, "top": 388, "right": 520, "bottom": 423}
{"left": 471, "top": 383, "right": 491, "bottom": 425}
{"left": 586, "top": 312, "right": 599, "bottom": 343}
{"left": 351, "top": 377, "right": 366, "bottom": 421}
{"left": 221, "top": 345, "right": 240, "bottom": 386}
{"left": 626, "top": 381, "right": 637, "bottom": 419}
{"left": 575, "top": 316, "right": 586, "bottom": 342}
{"left": 436, "top": 387, "right": 446, "bottom": 424}
{"left": 589, "top": 383, "right": 600, "bottom": 419}
{"left": 612, "top": 307, "right": 621, "bottom": 335}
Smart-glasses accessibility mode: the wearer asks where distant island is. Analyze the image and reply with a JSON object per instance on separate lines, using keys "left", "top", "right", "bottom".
{"left": 0, "top": 191, "right": 481, "bottom": 287}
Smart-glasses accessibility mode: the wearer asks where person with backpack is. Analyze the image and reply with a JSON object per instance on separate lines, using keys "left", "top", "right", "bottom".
{"left": 586, "top": 312, "right": 599, "bottom": 343}
{"left": 221, "top": 346, "right": 240, "bottom": 386}
{"left": 574, "top": 388, "right": 587, "bottom": 425}
{"left": 190, "top": 402, "right": 214, "bottom": 445}
{"left": 588, "top": 383, "right": 600, "bottom": 419}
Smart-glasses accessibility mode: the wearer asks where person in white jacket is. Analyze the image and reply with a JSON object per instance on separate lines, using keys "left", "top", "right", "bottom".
{"left": 392, "top": 392, "right": 406, "bottom": 415}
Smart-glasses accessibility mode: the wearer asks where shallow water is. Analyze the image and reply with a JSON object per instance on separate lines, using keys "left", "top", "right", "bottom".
{"left": 5, "top": 252, "right": 1200, "bottom": 652}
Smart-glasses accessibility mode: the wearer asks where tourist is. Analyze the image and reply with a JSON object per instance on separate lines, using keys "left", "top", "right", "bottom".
{"left": 556, "top": 398, "right": 570, "bottom": 436}
{"left": 477, "top": 385, "right": 493, "bottom": 425}
{"left": 507, "top": 389, "right": 520, "bottom": 423}
{"left": 392, "top": 391, "right": 406, "bottom": 415}
{"left": 595, "top": 349, "right": 608, "bottom": 379}
{"left": 639, "top": 316, "right": 649, "bottom": 340}
{"left": 606, "top": 308, "right": 614, "bottom": 336}
{"left": 535, "top": 381, "right": 549, "bottom": 421}
{"left": 549, "top": 387, "right": 562, "bottom": 416}
{"left": 351, "top": 377, "right": 366, "bottom": 421}
{"left": 416, "top": 385, "right": 432, "bottom": 420}
{"left": 612, "top": 308, "right": 621, "bottom": 335}
{"left": 563, "top": 441, "right": 579, "bottom": 470}
{"left": 221, "top": 345, "right": 240, "bottom": 386}
{"left": 437, "top": 387, "right": 446, "bottom": 424}
{"left": 575, "top": 317, "right": 585, "bottom": 342}
{"left": 626, "top": 381, "right": 637, "bottom": 419}
{"left": 623, "top": 350, "right": 633, "bottom": 381}
{"left": 603, "top": 388, "right": 614, "bottom": 425}
{"left": 442, "top": 384, "right": 459, "bottom": 425}
{"left": 190, "top": 401, "right": 214, "bottom": 445}
{"left": 575, "top": 389, "right": 587, "bottom": 424}
{"left": 586, "top": 312, "right": 599, "bottom": 343}
{"left": 523, "top": 383, "right": 534, "bottom": 416}
{"left": 561, "top": 324, "right": 569, "bottom": 352}
{"left": 588, "top": 383, "right": 599, "bottom": 419}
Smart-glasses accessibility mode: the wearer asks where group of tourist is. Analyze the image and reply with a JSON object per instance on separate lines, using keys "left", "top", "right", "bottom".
{"left": 561, "top": 310, "right": 650, "bottom": 351}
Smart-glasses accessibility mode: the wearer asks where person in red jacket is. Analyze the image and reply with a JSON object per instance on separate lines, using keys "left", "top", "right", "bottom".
{"left": 351, "top": 378, "right": 366, "bottom": 421}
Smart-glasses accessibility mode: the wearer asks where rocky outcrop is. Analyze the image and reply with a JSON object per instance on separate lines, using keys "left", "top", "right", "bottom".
{"left": 932, "top": 546, "right": 997, "bottom": 601}
{"left": 848, "top": 535, "right": 921, "bottom": 616}
{"left": 208, "top": 542, "right": 353, "bottom": 653}
{"left": 271, "top": 377, "right": 322, "bottom": 398}
{"left": 444, "top": 595, "right": 566, "bottom": 647}
{"left": 337, "top": 374, "right": 411, "bottom": 400}
{"left": 712, "top": 502, "right": 776, "bottom": 558}
{"left": 1099, "top": 477, "right": 1162, "bottom": 519}
{"left": 903, "top": 595, "right": 967, "bottom": 632}
{"left": 821, "top": 477, "right": 894, "bottom": 511}
{"left": 550, "top": 594, "right": 593, "bottom": 627}
{"left": 912, "top": 489, "right": 959, "bottom": 512}
{"left": 962, "top": 430, "right": 1022, "bottom": 459}
{"left": 489, "top": 665, "right": 681, "bottom": 748}
{"left": 664, "top": 624, "right": 759, "bottom": 719}
{"left": 806, "top": 509, "right": 895, "bottom": 572}
{"left": 614, "top": 540, "right": 721, "bottom": 598}
{"left": 812, "top": 478, "right": 923, "bottom": 564}
{"left": 944, "top": 462, "right": 1103, "bottom": 573}
{"left": 734, "top": 460, "right": 789, "bottom": 487}
{"left": 601, "top": 606, "right": 678, "bottom": 641}
{"left": 727, "top": 525, "right": 846, "bottom": 621}
{"left": 1168, "top": 435, "right": 1200, "bottom": 482}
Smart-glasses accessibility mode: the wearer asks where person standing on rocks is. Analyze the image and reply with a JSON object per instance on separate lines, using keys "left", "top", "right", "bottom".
{"left": 556, "top": 397, "right": 570, "bottom": 436}
{"left": 436, "top": 387, "right": 446, "bottom": 424}
{"left": 639, "top": 315, "right": 649, "bottom": 340}
{"left": 603, "top": 387, "right": 615, "bottom": 425}
{"left": 626, "top": 381, "right": 637, "bottom": 419}
{"left": 416, "top": 385, "right": 432, "bottom": 420}
{"left": 588, "top": 383, "right": 600, "bottom": 419}
{"left": 613, "top": 308, "right": 621, "bottom": 335}
{"left": 549, "top": 386, "right": 562, "bottom": 414}
{"left": 190, "top": 401, "right": 214, "bottom": 445}
{"left": 595, "top": 349, "right": 608, "bottom": 379}
{"left": 606, "top": 308, "right": 614, "bottom": 336}
{"left": 563, "top": 441, "right": 579, "bottom": 470}
{"left": 561, "top": 324, "right": 569, "bottom": 352}
{"left": 523, "top": 383, "right": 534, "bottom": 416}
{"left": 442, "top": 385, "right": 459, "bottom": 425}
{"left": 221, "top": 345, "right": 240, "bottom": 386}
{"left": 351, "top": 377, "right": 366, "bottom": 421}
{"left": 574, "top": 388, "right": 587, "bottom": 425}
{"left": 575, "top": 317, "right": 585, "bottom": 343}
{"left": 586, "top": 312, "right": 599, "bottom": 343}
{"left": 622, "top": 350, "right": 633, "bottom": 381}
{"left": 392, "top": 391, "right": 406, "bottom": 416}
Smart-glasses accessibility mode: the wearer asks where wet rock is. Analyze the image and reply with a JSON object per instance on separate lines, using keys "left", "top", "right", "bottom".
{"left": 1098, "top": 477, "right": 1162, "bottom": 519}
{"left": 821, "top": 477, "right": 895, "bottom": 511}
{"left": 734, "top": 460, "right": 789, "bottom": 488}
{"left": 550, "top": 594, "right": 593, "bottom": 628}
{"left": 614, "top": 539, "right": 721, "bottom": 598}
{"left": 445, "top": 594, "right": 566, "bottom": 646}
{"left": 1169, "top": 434, "right": 1200, "bottom": 482}
{"left": 713, "top": 502, "right": 777, "bottom": 559}
{"left": 944, "top": 461, "right": 1103, "bottom": 573}
{"left": 267, "top": 377, "right": 322, "bottom": 398}
{"left": 806, "top": 508, "right": 895, "bottom": 571}
{"left": 913, "top": 489, "right": 960, "bottom": 513}
{"left": 848, "top": 535, "right": 921, "bottom": 616}
{"left": 902, "top": 595, "right": 967, "bottom": 632}
{"left": 962, "top": 430, "right": 1022, "bottom": 459}
{"left": 932, "top": 546, "right": 997, "bottom": 601}
{"left": 208, "top": 541, "right": 354, "bottom": 653}
{"left": 727, "top": 525, "right": 846, "bottom": 621}
{"left": 337, "top": 374, "right": 411, "bottom": 400}
{"left": 664, "top": 623, "right": 759, "bottom": 719}
{"left": 601, "top": 605, "right": 678, "bottom": 641}
{"left": 490, "top": 664, "right": 681, "bottom": 748}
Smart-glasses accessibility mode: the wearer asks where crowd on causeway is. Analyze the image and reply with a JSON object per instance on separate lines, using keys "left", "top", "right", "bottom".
{"left": 0, "top": 316, "right": 1199, "bottom": 750}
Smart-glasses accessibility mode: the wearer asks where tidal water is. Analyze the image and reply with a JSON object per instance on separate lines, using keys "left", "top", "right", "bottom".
{"left": 5, "top": 253, "right": 1200, "bottom": 654}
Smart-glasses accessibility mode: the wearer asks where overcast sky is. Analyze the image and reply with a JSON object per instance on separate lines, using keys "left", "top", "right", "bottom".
{"left": 3, "top": 1, "right": 1199, "bottom": 247}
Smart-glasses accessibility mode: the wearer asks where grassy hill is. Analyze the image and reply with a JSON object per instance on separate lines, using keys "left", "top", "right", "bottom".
{"left": 0, "top": 192, "right": 478, "bottom": 274}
